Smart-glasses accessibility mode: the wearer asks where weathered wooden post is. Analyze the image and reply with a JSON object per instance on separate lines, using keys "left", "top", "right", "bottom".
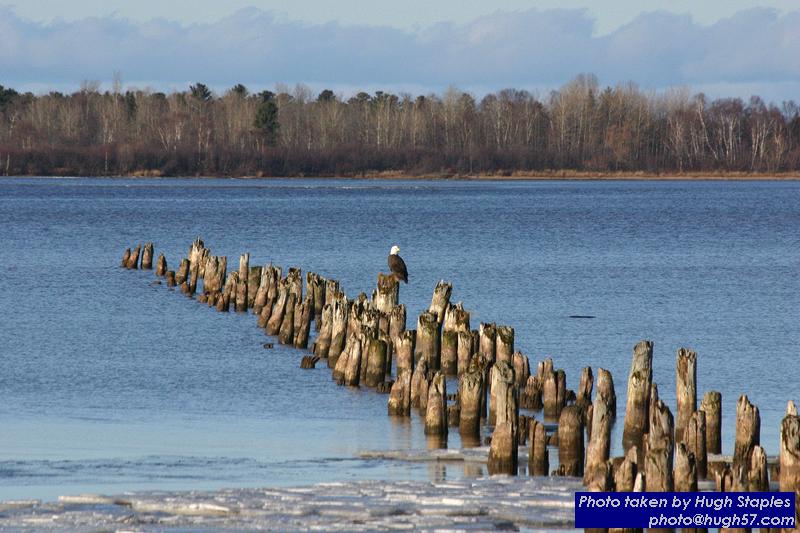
{"left": 236, "top": 255, "right": 250, "bottom": 311}
{"left": 529, "top": 419, "right": 549, "bottom": 476}
{"left": 780, "top": 406, "right": 800, "bottom": 529}
{"left": 645, "top": 399, "right": 674, "bottom": 491}
{"left": 266, "top": 282, "right": 289, "bottom": 335}
{"left": 700, "top": 391, "right": 722, "bottom": 454}
{"left": 675, "top": 347, "right": 697, "bottom": 444}
{"left": 365, "top": 337, "right": 388, "bottom": 388}
{"left": 576, "top": 366, "right": 593, "bottom": 412}
{"left": 428, "top": 280, "right": 452, "bottom": 323}
{"left": 278, "top": 293, "right": 296, "bottom": 344}
{"left": 247, "top": 266, "right": 261, "bottom": 309}
{"left": 410, "top": 358, "right": 429, "bottom": 409}
{"left": 622, "top": 340, "right": 653, "bottom": 454}
{"left": 456, "top": 331, "right": 475, "bottom": 375}
{"left": 424, "top": 372, "right": 448, "bottom": 437}
{"left": 141, "top": 242, "right": 154, "bottom": 269}
{"left": 165, "top": 270, "right": 176, "bottom": 287}
{"left": 416, "top": 311, "right": 440, "bottom": 369}
{"left": 512, "top": 352, "right": 530, "bottom": 390}
{"left": 253, "top": 266, "right": 270, "bottom": 314}
{"left": 733, "top": 395, "right": 760, "bottom": 473}
{"left": 495, "top": 326, "right": 514, "bottom": 364}
{"left": 372, "top": 272, "right": 399, "bottom": 314}
{"left": 674, "top": 442, "right": 698, "bottom": 492}
{"left": 395, "top": 329, "right": 415, "bottom": 377}
{"left": 305, "top": 272, "right": 323, "bottom": 327}
{"left": 343, "top": 337, "right": 362, "bottom": 387}
{"left": 488, "top": 361, "right": 518, "bottom": 475}
{"left": 584, "top": 389, "right": 612, "bottom": 486}
{"left": 293, "top": 296, "right": 313, "bottom": 349}
{"left": 175, "top": 258, "right": 190, "bottom": 285}
{"left": 479, "top": 323, "right": 496, "bottom": 362}
{"left": 389, "top": 304, "right": 406, "bottom": 345}
{"left": 520, "top": 375, "right": 543, "bottom": 410}
{"left": 155, "top": 253, "right": 167, "bottom": 276}
{"left": 614, "top": 447, "right": 638, "bottom": 492}
{"left": 747, "top": 445, "right": 768, "bottom": 491}
{"left": 684, "top": 409, "right": 707, "bottom": 479}
{"left": 313, "top": 303, "right": 333, "bottom": 357}
{"left": 595, "top": 368, "right": 617, "bottom": 421}
{"left": 121, "top": 247, "right": 131, "bottom": 267}
{"left": 327, "top": 299, "right": 349, "bottom": 366}
{"left": 459, "top": 367, "right": 483, "bottom": 441}
{"left": 387, "top": 370, "right": 412, "bottom": 416}
{"left": 441, "top": 330, "right": 458, "bottom": 375}
{"left": 127, "top": 244, "right": 141, "bottom": 269}
{"left": 557, "top": 405, "right": 584, "bottom": 477}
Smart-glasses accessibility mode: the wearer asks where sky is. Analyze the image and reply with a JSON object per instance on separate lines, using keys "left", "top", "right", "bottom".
{"left": 1, "top": 1, "right": 799, "bottom": 102}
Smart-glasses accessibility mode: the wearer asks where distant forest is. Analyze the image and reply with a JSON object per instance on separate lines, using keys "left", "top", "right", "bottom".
{"left": 1, "top": 75, "right": 799, "bottom": 177}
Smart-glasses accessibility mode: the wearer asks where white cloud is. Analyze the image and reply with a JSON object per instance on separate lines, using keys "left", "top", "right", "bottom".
{"left": 1, "top": 6, "right": 798, "bottom": 101}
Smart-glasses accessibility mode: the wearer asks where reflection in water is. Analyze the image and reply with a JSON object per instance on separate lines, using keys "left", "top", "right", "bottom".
{"left": 463, "top": 462, "right": 485, "bottom": 478}
{"left": 426, "top": 434, "right": 447, "bottom": 450}
{"left": 426, "top": 462, "right": 447, "bottom": 483}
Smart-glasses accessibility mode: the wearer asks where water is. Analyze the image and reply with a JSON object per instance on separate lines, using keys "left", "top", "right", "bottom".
{"left": 0, "top": 178, "right": 797, "bottom": 510}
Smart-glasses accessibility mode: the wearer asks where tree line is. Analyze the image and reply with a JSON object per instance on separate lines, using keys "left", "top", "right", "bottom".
{"left": 1, "top": 75, "right": 799, "bottom": 177}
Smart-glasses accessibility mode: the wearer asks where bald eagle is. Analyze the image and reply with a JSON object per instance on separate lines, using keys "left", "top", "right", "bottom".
{"left": 388, "top": 245, "right": 408, "bottom": 283}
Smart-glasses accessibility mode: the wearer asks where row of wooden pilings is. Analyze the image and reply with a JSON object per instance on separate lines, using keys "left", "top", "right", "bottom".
{"left": 122, "top": 239, "right": 800, "bottom": 531}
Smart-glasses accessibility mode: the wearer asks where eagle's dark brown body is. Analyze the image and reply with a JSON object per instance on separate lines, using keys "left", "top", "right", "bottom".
{"left": 388, "top": 253, "right": 408, "bottom": 283}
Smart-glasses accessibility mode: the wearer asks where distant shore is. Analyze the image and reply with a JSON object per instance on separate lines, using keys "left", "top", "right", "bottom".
{"left": 5, "top": 171, "right": 800, "bottom": 181}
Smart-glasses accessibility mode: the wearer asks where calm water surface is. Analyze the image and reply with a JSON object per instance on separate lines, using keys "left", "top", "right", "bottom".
{"left": 0, "top": 177, "right": 797, "bottom": 501}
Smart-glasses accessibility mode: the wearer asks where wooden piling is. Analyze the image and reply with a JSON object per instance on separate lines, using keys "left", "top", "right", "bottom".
{"left": 416, "top": 311, "right": 440, "bottom": 369}
{"left": 327, "top": 298, "right": 349, "bottom": 366}
{"left": 675, "top": 347, "right": 697, "bottom": 444}
{"left": 459, "top": 367, "right": 483, "bottom": 440}
{"left": 428, "top": 280, "right": 452, "bottom": 323}
{"left": 780, "top": 409, "right": 800, "bottom": 529}
{"left": 487, "top": 361, "right": 518, "bottom": 475}
{"left": 520, "top": 375, "right": 543, "bottom": 410}
{"left": 557, "top": 405, "right": 584, "bottom": 477}
{"left": 512, "top": 352, "right": 530, "bottom": 390}
{"left": 529, "top": 419, "right": 549, "bottom": 476}
{"left": 387, "top": 369, "right": 412, "bottom": 416}
{"left": 372, "top": 272, "right": 399, "bottom": 315}
{"left": 424, "top": 372, "right": 448, "bottom": 437}
{"left": 389, "top": 304, "right": 406, "bottom": 345}
{"left": 141, "top": 242, "right": 154, "bottom": 269}
{"left": 365, "top": 337, "right": 388, "bottom": 388}
{"left": 121, "top": 247, "right": 131, "bottom": 267}
{"left": 495, "top": 326, "right": 514, "bottom": 364}
{"left": 293, "top": 296, "right": 313, "bottom": 349}
{"left": 155, "top": 253, "right": 167, "bottom": 276}
{"left": 175, "top": 258, "right": 189, "bottom": 285}
{"left": 644, "top": 399, "right": 674, "bottom": 491}
{"left": 733, "top": 394, "right": 760, "bottom": 473}
{"left": 684, "top": 409, "right": 707, "bottom": 480}
{"left": 674, "top": 442, "right": 698, "bottom": 491}
{"left": 595, "top": 368, "right": 617, "bottom": 422}
{"left": 576, "top": 366, "right": 594, "bottom": 412}
{"left": 165, "top": 270, "right": 176, "bottom": 287}
{"left": 313, "top": 303, "right": 333, "bottom": 357}
{"left": 410, "top": 358, "right": 430, "bottom": 409}
{"left": 441, "top": 330, "right": 458, "bottom": 375}
{"left": 700, "top": 390, "right": 722, "bottom": 454}
{"left": 457, "top": 331, "right": 474, "bottom": 375}
{"left": 236, "top": 254, "right": 250, "bottom": 312}
{"left": 278, "top": 293, "right": 296, "bottom": 344}
{"left": 127, "top": 244, "right": 141, "bottom": 269}
{"left": 343, "top": 337, "right": 362, "bottom": 387}
{"left": 622, "top": 340, "right": 653, "bottom": 454}
{"left": 478, "top": 323, "right": 496, "bottom": 362}
{"left": 614, "top": 447, "right": 638, "bottom": 492}
{"left": 266, "top": 282, "right": 289, "bottom": 335}
{"left": 584, "top": 389, "right": 612, "bottom": 485}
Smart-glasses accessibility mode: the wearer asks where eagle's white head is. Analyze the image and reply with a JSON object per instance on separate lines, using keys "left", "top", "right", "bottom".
{"left": 390, "top": 245, "right": 400, "bottom": 255}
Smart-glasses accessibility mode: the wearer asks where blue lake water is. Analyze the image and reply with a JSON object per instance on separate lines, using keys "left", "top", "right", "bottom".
{"left": 0, "top": 177, "right": 797, "bottom": 502}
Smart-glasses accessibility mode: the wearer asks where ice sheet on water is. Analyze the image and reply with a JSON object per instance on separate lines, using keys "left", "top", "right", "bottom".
{"left": 0, "top": 477, "right": 581, "bottom": 531}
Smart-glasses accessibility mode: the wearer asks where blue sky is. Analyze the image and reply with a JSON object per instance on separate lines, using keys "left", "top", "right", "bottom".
{"left": 1, "top": 1, "right": 799, "bottom": 101}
